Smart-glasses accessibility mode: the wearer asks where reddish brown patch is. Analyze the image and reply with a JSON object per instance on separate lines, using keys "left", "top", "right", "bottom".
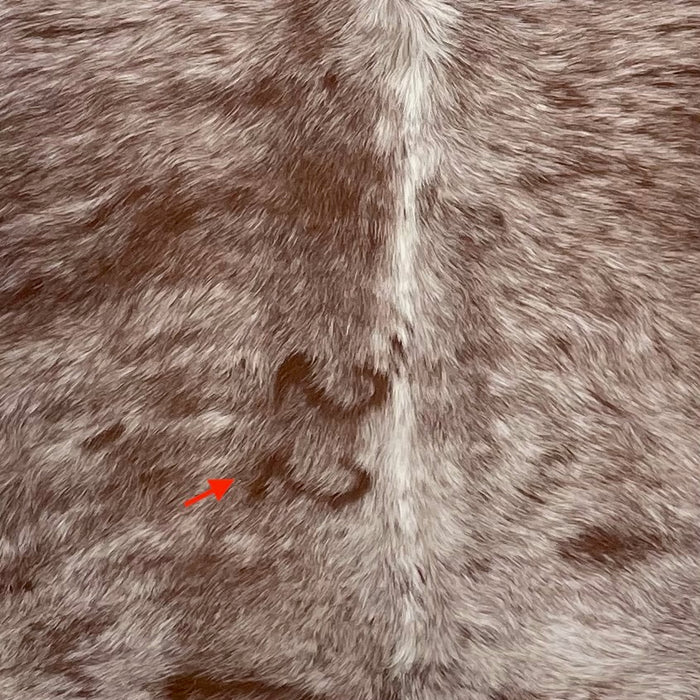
{"left": 137, "top": 366, "right": 208, "bottom": 420}
{"left": 0, "top": 554, "right": 37, "bottom": 596}
{"left": 100, "top": 430, "right": 186, "bottom": 512}
{"left": 0, "top": 270, "right": 88, "bottom": 323}
{"left": 559, "top": 525, "right": 664, "bottom": 568}
{"left": 0, "top": 276, "right": 44, "bottom": 311}
{"left": 248, "top": 75, "right": 287, "bottom": 111}
{"left": 164, "top": 672, "right": 324, "bottom": 700}
{"left": 19, "top": 15, "right": 141, "bottom": 40}
{"left": 81, "top": 422, "right": 126, "bottom": 451}
{"left": 322, "top": 71, "right": 339, "bottom": 92}
{"left": 247, "top": 450, "right": 291, "bottom": 504}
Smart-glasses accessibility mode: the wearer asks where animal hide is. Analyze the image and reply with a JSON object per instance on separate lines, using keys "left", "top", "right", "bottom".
{"left": 1, "top": 1, "right": 699, "bottom": 698}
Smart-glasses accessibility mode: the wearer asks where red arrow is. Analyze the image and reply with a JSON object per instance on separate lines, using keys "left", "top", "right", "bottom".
{"left": 184, "top": 479, "right": 235, "bottom": 508}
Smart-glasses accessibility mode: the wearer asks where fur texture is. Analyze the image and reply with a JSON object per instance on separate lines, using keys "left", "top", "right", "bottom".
{"left": 1, "top": 1, "right": 699, "bottom": 698}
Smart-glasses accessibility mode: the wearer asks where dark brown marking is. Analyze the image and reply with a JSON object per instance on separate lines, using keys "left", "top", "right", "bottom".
{"left": 487, "top": 206, "right": 507, "bottom": 230}
{"left": 27, "top": 608, "right": 115, "bottom": 698}
{"left": 248, "top": 76, "right": 286, "bottom": 110}
{"left": 322, "top": 71, "right": 339, "bottom": 92}
{"left": 248, "top": 452, "right": 370, "bottom": 511}
{"left": 233, "top": 557, "right": 280, "bottom": 588}
{"left": 273, "top": 353, "right": 315, "bottom": 406}
{"left": 161, "top": 385, "right": 202, "bottom": 419}
{"left": 259, "top": 353, "right": 385, "bottom": 511}
{"left": 22, "top": 19, "right": 142, "bottom": 40}
{"left": 323, "top": 461, "right": 372, "bottom": 510}
{"left": 81, "top": 422, "right": 126, "bottom": 451}
{"left": 0, "top": 558, "right": 35, "bottom": 595}
{"left": 108, "top": 431, "right": 167, "bottom": 474}
{"left": 273, "top": 352, "right": 389, "bottom": 419}
{"left": 0, "top": 276, "right": 44, "bottom": 311}
{"left": 41, "top": 397, "right": 75, "bottom": 423}
{"left": 164, "top": 672, "right": 324, "bottom": 700}
{"left": 246, "top": 451, "right": 291, "bottom": 504}
{"left": 559, "top": 525, "right": 664, "bottom": 568}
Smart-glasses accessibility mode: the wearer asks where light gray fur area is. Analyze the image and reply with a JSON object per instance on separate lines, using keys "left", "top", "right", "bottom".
{"left": 1, "top": 2, "right": 699, "bottom": 699}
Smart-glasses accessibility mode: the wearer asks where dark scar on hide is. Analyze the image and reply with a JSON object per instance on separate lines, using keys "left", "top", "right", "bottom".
{"left": 247, "top": 450, "right": 372, "bottom": 510}
{"left": 273, "top": 352, "right": 389, "bottom": 419}
{"left": 282, "top": 456, "right": 372, "bottom": 509}
{"left": 247, "top": 352, "right": 388, "bottom": 509}
{"left": 248, "top": 352, "right": 389, "bottom": 510}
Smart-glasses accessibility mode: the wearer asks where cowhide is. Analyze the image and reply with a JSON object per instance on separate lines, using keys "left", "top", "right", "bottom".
{"left": 1, "top": 1, "right": 698, "bottom": 699}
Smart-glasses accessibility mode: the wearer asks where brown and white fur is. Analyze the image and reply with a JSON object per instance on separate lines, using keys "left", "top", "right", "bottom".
{"left": 1, "top": 1, "right": 699, "bottom": 698}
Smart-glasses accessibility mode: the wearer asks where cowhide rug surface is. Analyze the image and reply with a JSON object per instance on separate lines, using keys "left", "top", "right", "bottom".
{"left": 1, "top": 2, "right": 698, "bottom": 699}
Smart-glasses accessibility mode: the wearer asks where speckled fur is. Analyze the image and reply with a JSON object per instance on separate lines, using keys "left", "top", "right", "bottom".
{"left": 1, "top": 2, "right": 699, "bottom": 699}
